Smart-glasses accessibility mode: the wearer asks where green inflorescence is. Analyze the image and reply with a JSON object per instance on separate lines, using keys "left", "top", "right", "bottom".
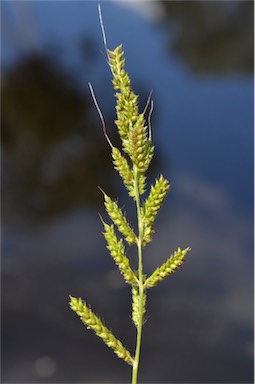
{"left": 70, "top": 296, "right": 134, "bottom": 365}
{"left": 144, "top": 248, "right": 191, "bottom": 288}
{"left": 102, "top": 190, "right": 137, "bottom": 245}
{"left": 132, "top": 285, "right": 146, "bottom": 328}
{"left": 102, "top": 221, "right": 137, "bottom": 285}
{"left": 69, "top": 7, "right": 190, "bottom": 384}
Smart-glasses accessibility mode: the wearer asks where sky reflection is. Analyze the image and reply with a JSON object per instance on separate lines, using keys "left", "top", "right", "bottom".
{"left": 1, "top": 1, "right": 253, "bottom": 383}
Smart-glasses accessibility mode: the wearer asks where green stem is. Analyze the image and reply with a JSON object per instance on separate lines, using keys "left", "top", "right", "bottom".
{"left": 132, "top": 167, "right": 145, "bottom": 384}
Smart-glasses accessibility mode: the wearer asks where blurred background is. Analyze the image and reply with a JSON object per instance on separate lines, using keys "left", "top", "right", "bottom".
{"left": 1, "top": 1, "right": 253, "bottom": 383}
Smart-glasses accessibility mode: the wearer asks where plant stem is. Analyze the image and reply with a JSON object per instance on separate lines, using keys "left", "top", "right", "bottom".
{"left": 132, "top": 167, "right": 145, "bottom": 384}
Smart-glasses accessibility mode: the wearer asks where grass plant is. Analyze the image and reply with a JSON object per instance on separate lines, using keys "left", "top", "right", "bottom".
{"left": 70, "top": 6, "right": 190, "bottom": 383}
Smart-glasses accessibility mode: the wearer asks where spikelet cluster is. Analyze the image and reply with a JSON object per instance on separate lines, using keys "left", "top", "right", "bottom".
{"left": 108, "top": 45, "right": 154, "bottom": 174}
{"left": 103, "top": 222, "right": 137, "bottom": 285}
{"left": 142, "top": 175, "right": 170, "bottom": 245}
{"left": 112, "top": 147, "right": 146, "bottom": 197}
{"left": 144, "top": 248, "right": 190, "bottom": 288}
{"left": 108, "top": 45, "right": 138, "bottom": 142}
{"left": 128, "top": 115, "right": 154, "bottom": 173}
{"left": 102, "top": 191, "right": 137, "bottom": 245}
{"left": 70, "top": 296, "right": 133, "bottom": 365}
{"left": 112, "top": 147, "right": 134, "bottom": 195}
{"left": 137, "top": 172, "right": 146, "bottom": 196}
{"left": 132, "top": 285, "right": 146, "bottom": 328}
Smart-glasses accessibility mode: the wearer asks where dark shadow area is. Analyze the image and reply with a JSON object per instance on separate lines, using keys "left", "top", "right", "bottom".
{"left": 160, "top": 0, "right": 253, "bottom": 74}
{"left": 1, "top": 50, "right": 158, "bottom": 225}
{"left": 1, "top": 52, "right": 117, "bottom": 223}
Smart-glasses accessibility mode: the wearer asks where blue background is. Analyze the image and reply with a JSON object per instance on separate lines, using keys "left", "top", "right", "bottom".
{"left": 1, "top": 1, "right": 253, "bottom": 383}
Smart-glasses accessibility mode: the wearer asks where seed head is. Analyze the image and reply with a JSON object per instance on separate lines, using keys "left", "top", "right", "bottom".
{"left": 70, "top": 296, "right": 134, "bottom": 365}
{"left": 144, "top": 248, "right": 190, "bottom": 288}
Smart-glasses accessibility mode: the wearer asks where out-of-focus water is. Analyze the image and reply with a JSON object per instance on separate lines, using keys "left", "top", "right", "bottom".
{"left": 1, "top": 1, "right": 253, "bottom": 383}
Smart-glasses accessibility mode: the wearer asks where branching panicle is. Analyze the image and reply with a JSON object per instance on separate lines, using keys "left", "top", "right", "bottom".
{"left": 69, "top": 8, "right": 190, "bottom": 383}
